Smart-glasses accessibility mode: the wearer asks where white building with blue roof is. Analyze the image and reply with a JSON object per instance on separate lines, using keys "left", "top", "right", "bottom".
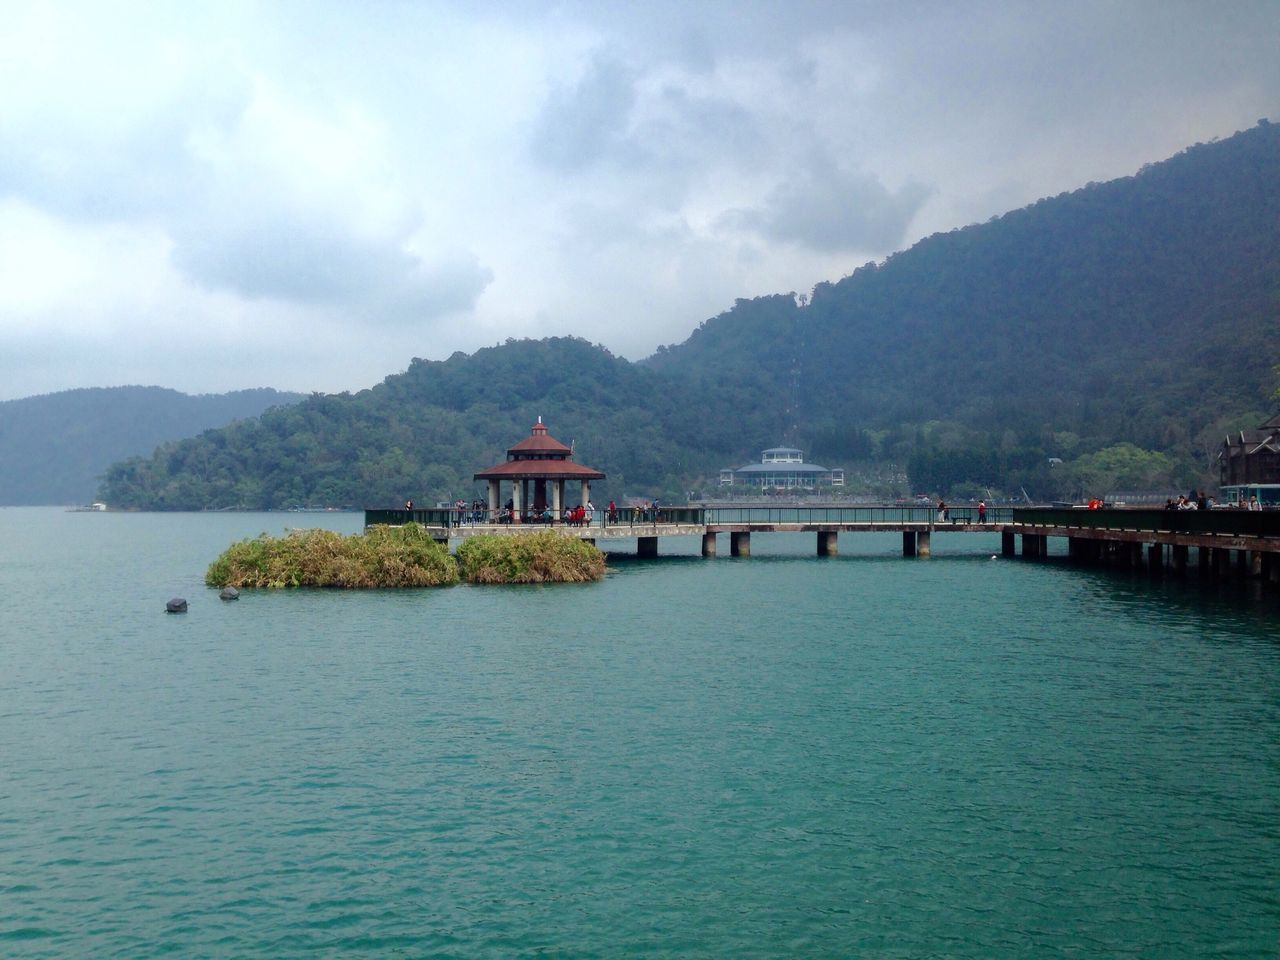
{"left": 720, "top": 447, "right": 844, "bottom": 490}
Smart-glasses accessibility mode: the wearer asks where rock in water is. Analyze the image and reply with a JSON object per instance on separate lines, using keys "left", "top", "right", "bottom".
{"left": 165, "top": 598, "right": 188, "bottom": 613}
{"left": 219, "top": 587, "right": 240, "bottom": 601}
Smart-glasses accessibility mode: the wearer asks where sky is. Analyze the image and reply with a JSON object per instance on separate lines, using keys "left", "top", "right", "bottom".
{"left": 2, "top": 0, "right": 1278, "bottom": 401}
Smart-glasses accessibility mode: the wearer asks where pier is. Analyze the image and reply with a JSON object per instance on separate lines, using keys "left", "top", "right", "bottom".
{"left": 364, "top": 504, "right": 1280, "bottom": 584}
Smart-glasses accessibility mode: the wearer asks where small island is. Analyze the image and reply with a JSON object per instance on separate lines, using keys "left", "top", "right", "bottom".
{"left": 205, "top": 524, "right": 605, "bottom": 588}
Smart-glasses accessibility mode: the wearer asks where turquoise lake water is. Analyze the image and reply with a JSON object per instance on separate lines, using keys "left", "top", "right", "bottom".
{"left": 1, "top": 507, "right": 1278, "bottom": 957}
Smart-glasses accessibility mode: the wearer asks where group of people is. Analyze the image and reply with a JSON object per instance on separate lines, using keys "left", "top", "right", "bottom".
{"left": 1164, "top": 491, "right": 1262, "bottom": 511}
{"left": 934, "top": 499, "right": 988, "bottom": 523}
{"left": 486, "top": 499, "right": 597, "bottom": 526}
{"left": 453, "top": 499, "right": 488, "bottom": 524}
{"left": 404, "top": 496, "right": 664, "bottom": 525}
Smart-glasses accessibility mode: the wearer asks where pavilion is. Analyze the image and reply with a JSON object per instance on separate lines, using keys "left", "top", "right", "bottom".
{"left": 474, "top": 418, "right": 605, "bottom": 522}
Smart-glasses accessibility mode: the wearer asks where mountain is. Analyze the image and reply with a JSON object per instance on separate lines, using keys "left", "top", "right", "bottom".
{"left": 649, "top": 118, "right": 1280, "bottom": 493}
{"left": 0, "top": 386, "right": 304, "bottom": 505}
{"left": 98, "top": 121, "right": 1280, "bottom": 509}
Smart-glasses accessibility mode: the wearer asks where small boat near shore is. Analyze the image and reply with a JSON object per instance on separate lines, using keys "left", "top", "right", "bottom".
{"left": 67, "top": 502, "right": 108, "bottom": 512}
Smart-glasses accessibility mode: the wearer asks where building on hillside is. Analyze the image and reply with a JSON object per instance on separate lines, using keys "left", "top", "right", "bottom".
{"left": 474, "top": 417, "right": 605, "bottom": 521}
{"left": 719, "top": 446, "right": 844, "bottom": 491}
{"left": 1218, "top": 414, "right": 1280, "bottom": 486}
{"left": 1218, "top": 413, "right": 1280, "bottom": 505}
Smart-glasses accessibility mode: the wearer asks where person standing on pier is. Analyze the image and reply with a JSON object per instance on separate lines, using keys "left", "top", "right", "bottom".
{"left": 978, "top": 500, "right": 987, "bottom": 523}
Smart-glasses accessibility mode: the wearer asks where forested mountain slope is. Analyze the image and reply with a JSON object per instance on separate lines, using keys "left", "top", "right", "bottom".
{"left": 0, "top": 387, "right": 302, "bottom": 504}
{"left": 99, "top": 339, "right": 705, "bottom": 509}
{"left": 650, "top": 119, "right": 1280, "bottom": 494}
{"left": 99, "top": 121, "right": 1279, "bottom": 509}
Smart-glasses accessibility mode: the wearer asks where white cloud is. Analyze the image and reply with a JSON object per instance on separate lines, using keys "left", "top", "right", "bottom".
{"left": 0, "top": 0, "right": 1278, "bottom": 400}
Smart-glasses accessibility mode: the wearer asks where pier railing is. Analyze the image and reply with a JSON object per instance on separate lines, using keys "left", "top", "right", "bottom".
{"left": 702, "top": 505, "right": 1012, "bottom": 525}
{"left": 1011, "top": 507, "right": 1280, "bottom": 537}
{"left": 366, "top": 505, "right": 1014, "bottom": 529}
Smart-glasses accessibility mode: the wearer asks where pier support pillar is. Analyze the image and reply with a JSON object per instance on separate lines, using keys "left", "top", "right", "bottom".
{"left": 1214, "top": 548, "right": 1231, "bottom": 577}
{"left": 1022, "top": 534, "right": 1045, "bottom": 558}
{"left": 701, "top": 532, "right": 717, "bottom": 557}
{"left": 637, "top": 536, "right": 658, "bottom": 558}
{"left": 917, "top": 531, "right": 931, "bottom": 558}
{"left": 1147, "top": 543, "right": 1163, "bottom": 574}
{"left": 1249, "top": 551, "right": 1263, "bottom": 578}
{"left": 903, "top": 531, "right": 917, "bottom": 557}
{"left": 1266, "top": 553, "right": 1280, "bottom": 584}
{"left": 1068, "top": 536, "right": 1082, "bottom": 561}
{"left": 1001, "top": 530, "right": 1016, "bottom": 557}
{"left": 1172, "top": 544, "right": 1188, "bottom": 575}
{"left": 817, "top": 531, "right": 838, "bottom": 557}
{"left": 730, "top": 532, "right": 751, "bottom": 557}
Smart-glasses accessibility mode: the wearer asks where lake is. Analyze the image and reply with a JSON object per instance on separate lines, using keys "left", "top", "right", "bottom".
{"left": 2, "top": 507, "right": 1278, "bottom": 957}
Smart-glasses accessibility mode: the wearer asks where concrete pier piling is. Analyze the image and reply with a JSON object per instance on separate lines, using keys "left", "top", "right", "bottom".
{"left": 817, "top": 531, "right": 837, "bottom": 556}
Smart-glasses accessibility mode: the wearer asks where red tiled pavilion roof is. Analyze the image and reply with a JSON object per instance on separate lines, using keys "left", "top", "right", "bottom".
{"left": 474, "top": 459, "right": 605, "bottom": 481}
{"left": 473, "top": 418, "right": 606, "bottom": 481}
{"left": 507, "top": 419, "right": 571, "bottom": 456}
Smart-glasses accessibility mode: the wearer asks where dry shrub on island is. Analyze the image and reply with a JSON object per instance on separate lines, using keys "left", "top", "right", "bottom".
{"left": 205, "top": 523, "right": 458, "bottom": 588}
{"left": 456, "top": 531, "right": 606, "bottom": 584}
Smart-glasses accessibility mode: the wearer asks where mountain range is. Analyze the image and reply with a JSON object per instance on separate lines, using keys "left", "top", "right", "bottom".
{"left": 16, "top": 120, "right": 1279, "bottom": 509}
{"left": 0, "top": 387, "right": 302, "bottom": 505}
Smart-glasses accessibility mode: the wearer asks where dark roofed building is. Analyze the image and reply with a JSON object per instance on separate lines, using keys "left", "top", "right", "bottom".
{"left": 1218, "top": 414, "right": 1280, "bottom": 486}
{"left": 475, "top": 417, "right": 605, "bottom": 521}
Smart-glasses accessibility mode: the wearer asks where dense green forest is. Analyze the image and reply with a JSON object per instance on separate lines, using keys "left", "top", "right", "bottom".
{"left": 0, "top": 387, "right": 302, "bottom": 504}
{"left": 99, "top": 121, "right": 1280, "bottom": 509}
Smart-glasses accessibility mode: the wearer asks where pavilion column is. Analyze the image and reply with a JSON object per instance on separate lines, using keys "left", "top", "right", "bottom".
{"left": 488, "top": 480, "right": 499, "bottom": 521}
{"left": 552, "top": 481, "right": 562, "bottom": 518}
{"left": 512, "top": 481, "right": 522, "bottom": 524}
{"left": 581, "top": 480, "right": 591, "bottom": 507}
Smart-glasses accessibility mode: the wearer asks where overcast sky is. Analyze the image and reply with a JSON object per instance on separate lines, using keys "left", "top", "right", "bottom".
{"left": 2, "top": 0, "right": 1277, "bottom": 400}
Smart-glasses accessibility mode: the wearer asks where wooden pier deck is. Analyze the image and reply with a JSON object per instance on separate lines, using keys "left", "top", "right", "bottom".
{"left": 364, "top": 504, "right": 1280, "bottom": 580}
